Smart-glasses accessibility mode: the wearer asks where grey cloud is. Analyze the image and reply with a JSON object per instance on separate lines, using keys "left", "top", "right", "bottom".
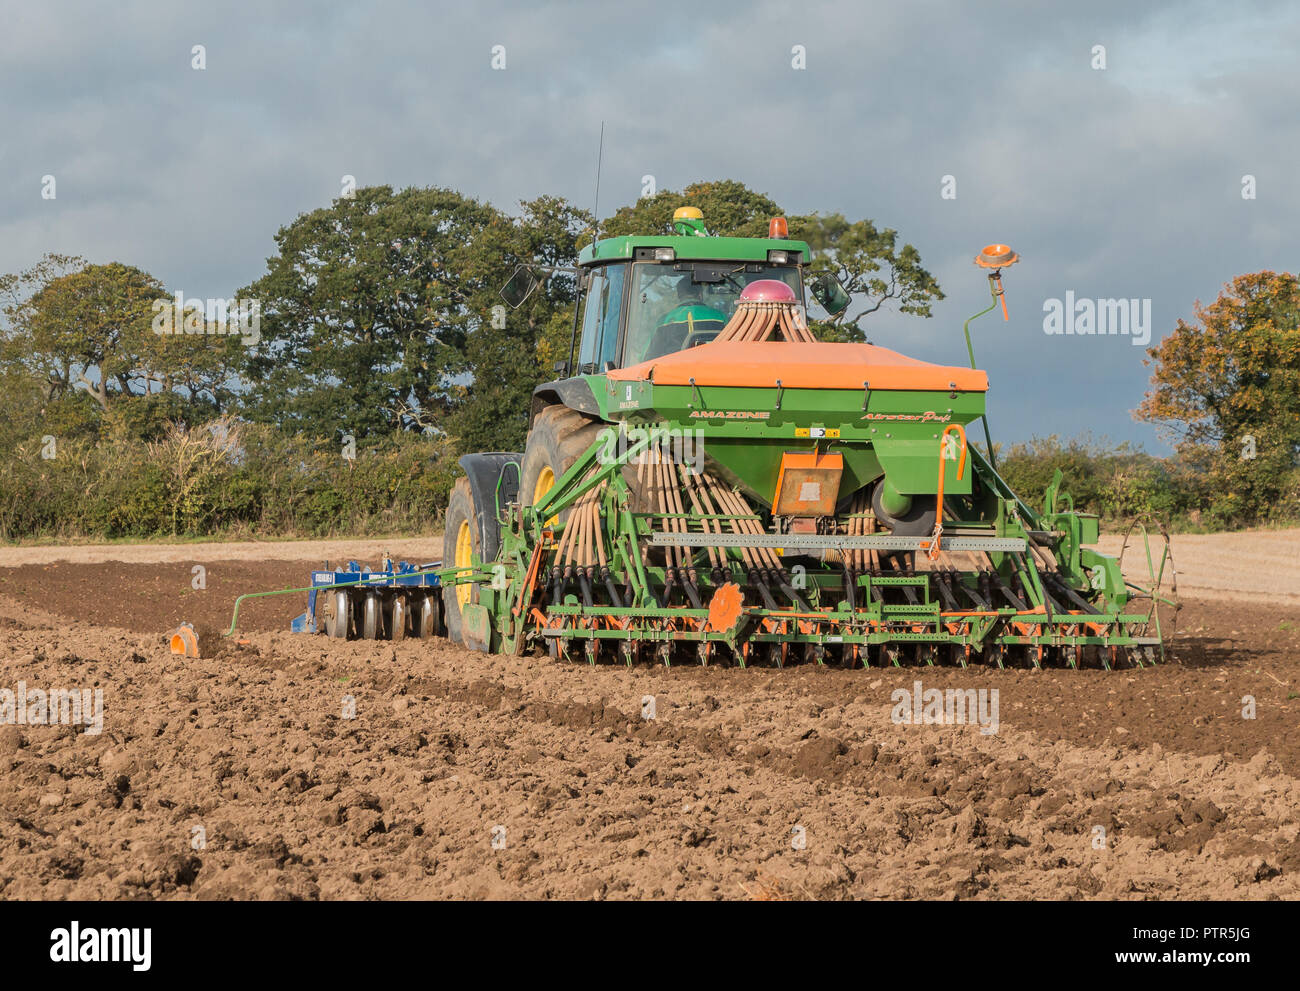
{"left": 3, "top": 0, "right": 1296, "bottom": 450}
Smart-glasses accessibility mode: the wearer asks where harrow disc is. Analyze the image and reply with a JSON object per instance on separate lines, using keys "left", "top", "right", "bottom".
{"left": 325, "top": 589, "right": 349, "bottom": 639}
{"left": 390, "top": 595, "right": 408, "bottom": 641}
{"left": 361, "top": 592, "right": 382, "bottom": 640}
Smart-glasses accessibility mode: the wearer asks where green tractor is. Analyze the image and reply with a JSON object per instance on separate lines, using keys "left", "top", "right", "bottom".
{"left": 440, "top": 207, "right": 1175, "bottom": 668}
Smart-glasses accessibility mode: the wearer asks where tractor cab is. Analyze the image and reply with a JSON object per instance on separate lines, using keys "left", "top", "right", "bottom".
{"left": 570, "top": 208, "right": 812, "bottom": 374}
{"left": 501, "top": 207, "right": 850, "bottom": 378}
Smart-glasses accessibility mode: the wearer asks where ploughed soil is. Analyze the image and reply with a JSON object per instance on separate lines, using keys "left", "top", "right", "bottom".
{"left": 0, "top": 531, "right": 1297, "bottom": 900}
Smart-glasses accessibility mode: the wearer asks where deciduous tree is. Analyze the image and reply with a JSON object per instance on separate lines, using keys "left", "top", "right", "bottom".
{"left": 1135, "top": 270, "right": 1300, "bottom": 524}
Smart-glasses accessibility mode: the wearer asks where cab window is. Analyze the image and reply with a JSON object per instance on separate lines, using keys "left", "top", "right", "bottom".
{"left": 576, "top": 264, "right": 627, "bottom": 372}
{"left": 623, "top": 262, "right": 802, "bottom": 365}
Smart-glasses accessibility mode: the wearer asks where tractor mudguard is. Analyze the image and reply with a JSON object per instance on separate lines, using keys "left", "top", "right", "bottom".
{"left": 530, "top": 376, "right": 600, "bottom": 424}
{"left": 456, "top": 453, "right": 523, "bottom": 564}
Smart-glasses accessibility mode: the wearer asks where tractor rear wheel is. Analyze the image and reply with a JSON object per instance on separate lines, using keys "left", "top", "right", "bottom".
{"left": 520, "top": 405, "right": 606, "bottom": 519}
{"left": 442, "top": 476, "right": 492, "bottom": 652}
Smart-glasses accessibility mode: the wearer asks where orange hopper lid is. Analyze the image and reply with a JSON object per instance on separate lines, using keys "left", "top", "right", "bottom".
{"left": 608, "top": 340, "right": 989, "bottom": 392}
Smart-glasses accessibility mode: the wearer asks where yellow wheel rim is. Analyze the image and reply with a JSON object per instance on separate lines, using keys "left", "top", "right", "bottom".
{"left": 533, "top": 465, "right": 558, "bottom": 526}
{"left": 455, "top": 518, "right": 473, "bottom": 609}
{"left": 533, "top": 465, "right": 555, "bottom": 504}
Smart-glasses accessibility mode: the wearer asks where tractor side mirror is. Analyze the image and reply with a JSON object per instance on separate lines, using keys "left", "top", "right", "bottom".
{"left": 500, "top": 265, "right": 540, "bottom": 308}
{"left": 810, "top": 272, "right": 851, "bottom": 317}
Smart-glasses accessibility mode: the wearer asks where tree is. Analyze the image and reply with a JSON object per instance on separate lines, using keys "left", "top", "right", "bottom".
{"left": 0, "top": 255, "right": 233, "bottom": 439}
{"left": 238, "top": 185, "right": 503, "bottom": 439}
{"left": 1, "top": 254, "right": 90, "bottom": 437}
{"left": 448, "top": 195, "right": 591, "bottom": 453}
{"left": 601, "top": 180, "right": 785, "bottom": 239}
{"left": 237, "top": 185, "right": 591, "bottom": 452}
{"left": 599, "top": 180, "right": 942, "bottom": 341}
{"left": 1135, "top": 270, "right": 1300, "bottom": 525}
{"left": 800, "top": 214, "right": 944, "bottom": 339}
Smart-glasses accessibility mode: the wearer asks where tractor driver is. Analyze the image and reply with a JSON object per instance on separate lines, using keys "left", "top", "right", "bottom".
{"left": 643, "top": 276, "right": 726, "bottom": 360}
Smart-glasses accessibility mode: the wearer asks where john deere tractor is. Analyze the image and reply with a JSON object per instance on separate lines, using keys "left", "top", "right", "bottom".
{"left": 439, "top": 207, "right": 1174, "bottom": 668}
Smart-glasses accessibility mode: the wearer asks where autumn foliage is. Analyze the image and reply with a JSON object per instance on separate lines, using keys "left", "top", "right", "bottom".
{"left": 1135, "top": 271, "right": 1300, "bottom": 526}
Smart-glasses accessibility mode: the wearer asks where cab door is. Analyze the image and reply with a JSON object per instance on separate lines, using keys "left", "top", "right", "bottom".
{"left": 575, "top": 263, "right": 628, "bottom": 373}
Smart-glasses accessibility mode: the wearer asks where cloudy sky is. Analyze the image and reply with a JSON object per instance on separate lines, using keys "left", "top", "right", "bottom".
{"left": 4, "top": 0, "right": 1295, "bottom": 452}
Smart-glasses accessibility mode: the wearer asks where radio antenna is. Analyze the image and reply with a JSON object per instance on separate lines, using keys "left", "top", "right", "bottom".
{"left": 591, "top": 121, "right": 605, "bottom": 250}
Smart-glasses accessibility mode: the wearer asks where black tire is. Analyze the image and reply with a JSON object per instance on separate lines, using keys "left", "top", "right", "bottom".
{"left": 871, "top": 479, "right": 938, "bottom": 537}
{"left": 442, "top": 476, "right": 492, "bottom": 652}
{"left": 519, "top": 405, "right": 606, "bottom": 519}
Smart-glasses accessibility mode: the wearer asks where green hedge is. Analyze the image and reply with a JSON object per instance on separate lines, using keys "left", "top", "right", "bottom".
{"left": 996, "top": 435, "right": 1300, "bottom": 529}
{"left": 0, "top": 423, "right": 459, "bottom": 540}
{"left": 3, "top": 423, "right": 1295, "bottom": 541}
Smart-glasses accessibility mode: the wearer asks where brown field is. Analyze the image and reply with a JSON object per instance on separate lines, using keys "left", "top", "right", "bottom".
{"left": 1, "top": 529, "right": 1298, "bottom": 900}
